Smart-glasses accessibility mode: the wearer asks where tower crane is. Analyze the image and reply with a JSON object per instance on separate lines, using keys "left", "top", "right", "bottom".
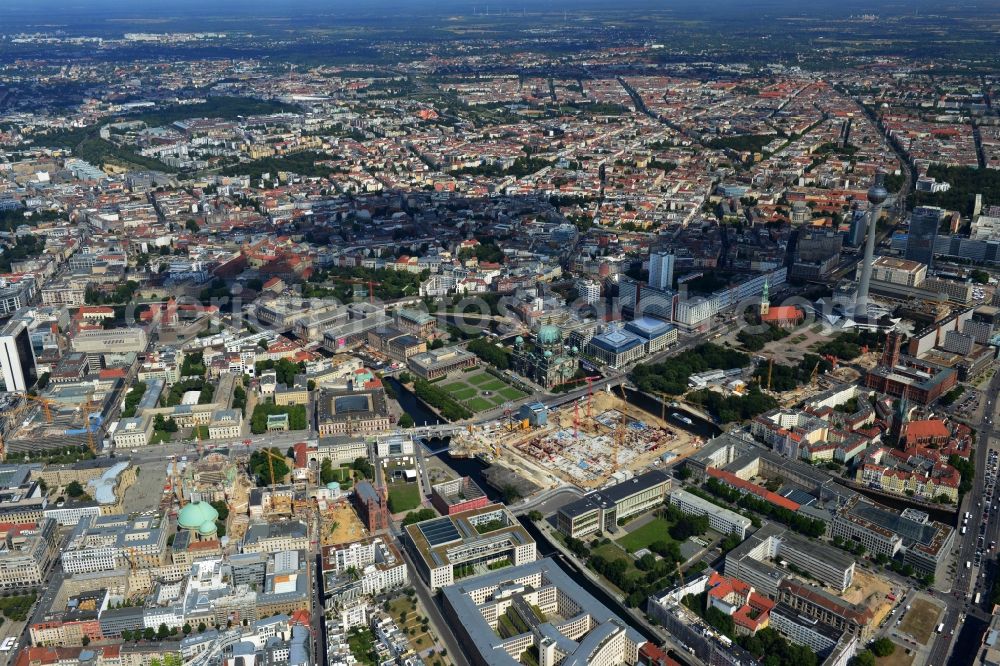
{"left": 330, "top": 276, "right": 382, "bottom": 305}
{"left": 612, "top": 383, "right": 633, "bottom": 476}
{"left": 72, "top": 395, "right": 103, "bottom": 454}
{"left": 552, "top": 375, "right": 600, "bottom": 439}
{"left": 24, "top": 394, "right": 57, "bottom": 423}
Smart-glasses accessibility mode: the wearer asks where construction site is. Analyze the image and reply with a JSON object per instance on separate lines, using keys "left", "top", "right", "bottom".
{"left": 320, "top": 500, "right": 368, "bottom": 547}
{"left": 1, "top": 391, "right": 105, "bottom": 456}
{"left": 842, "top": 567, "right": 898, "bottom": 630}
{"left": 453, "top": 387, "right": 702, "bottom": 489}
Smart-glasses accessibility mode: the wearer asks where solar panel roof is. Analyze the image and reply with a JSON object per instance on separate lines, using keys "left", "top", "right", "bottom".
{"left": 419, "top": 517, "right": 461, "bottom": 547}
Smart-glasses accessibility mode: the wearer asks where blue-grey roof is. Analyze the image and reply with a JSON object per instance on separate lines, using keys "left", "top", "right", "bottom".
{"left": 589, "top": 328, "right": 644, "bottom": 353}
{"left": 441, "top": 558, "right": 645, "bottom": 665}
{"left": 624, "top": 317, "right": 674, "bottom": 339}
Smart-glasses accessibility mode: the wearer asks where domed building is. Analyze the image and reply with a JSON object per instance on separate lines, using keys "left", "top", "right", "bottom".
{"left": 177, "top": 501, "right": 220, "bottom": 540}
{"left": 511, "top": 324, "right": 578, "bottom": 389}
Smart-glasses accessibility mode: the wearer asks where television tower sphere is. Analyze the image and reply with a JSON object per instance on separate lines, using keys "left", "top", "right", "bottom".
{"left": 868, "top": 172, "right": 888, "bottom": 206}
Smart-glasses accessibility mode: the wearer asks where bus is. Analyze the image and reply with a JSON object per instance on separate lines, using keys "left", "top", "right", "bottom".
{"left": 975, "top": 592, "right": 982, "bottom": 605}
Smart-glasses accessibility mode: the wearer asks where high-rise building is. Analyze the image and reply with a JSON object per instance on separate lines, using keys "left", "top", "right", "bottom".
{"left": 0, "top": 319, "right": 36, "bottom": 392}
{"left": 648, "top": 251, "right": 674, "bottom": 290}
{"left": 846, "top": 209, "right": 868, "bottom": 247}
{"left": 905, "top": 206, "right": 945, "bottom": 269}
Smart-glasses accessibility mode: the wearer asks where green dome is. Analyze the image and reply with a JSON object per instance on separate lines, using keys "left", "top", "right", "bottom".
{"left": 538, "top": 325, "right": 561, "bottom": 345}
{"left": 327, "top": 481, "right": 341, "bottom": 491}
{"left": 198, "top": 520, "right": 218, "bottom": 536}
{"left": 515, "top": 336, "right": 524, "bottom": 345}
{"left": 178, "top": 501, "right": 220, "bottom": 531}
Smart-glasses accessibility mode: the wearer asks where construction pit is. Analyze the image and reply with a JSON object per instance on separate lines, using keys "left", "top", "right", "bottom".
{"left": 455, "top": 390, "right": 702, "bottom": 489}
{"left": 843, "top": 567, "right": 899, "bottom": 628}
{"left": 321, "top": 500, "right": 368, "bottom": 547}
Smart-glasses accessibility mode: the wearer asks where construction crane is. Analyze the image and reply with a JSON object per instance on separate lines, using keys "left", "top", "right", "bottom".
{"left": 655, "top": 392, "right": 672, "bottom": 423}
{"left": 72, "top": 396, "right": 103, "bottom": 454}
{"left": 330, "top": 276, "right": 382, "bottom": 305}
{"left": 612, "top": 383, "right": 633, "bottom": 476}
{"left": 258, "top": 447, "right": 291, "bottom": 513}
{"left": 552, "top": 376, "right": 599, "bottom": 439}
{"left": 810, "top": 360, "right": 821, "bottom": 385}
{"left": 259, "top": 447, "right": 287, "bottom": 488}
{"left": 24, "top": 394, "right": 57, "bottom": 423}
{"left": 767, "top": 358, "right": 773, "bottom": 392}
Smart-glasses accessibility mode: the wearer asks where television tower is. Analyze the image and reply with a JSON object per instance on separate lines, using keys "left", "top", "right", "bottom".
{"left": 854, "top": 170, "right": 888, "bottom": 316}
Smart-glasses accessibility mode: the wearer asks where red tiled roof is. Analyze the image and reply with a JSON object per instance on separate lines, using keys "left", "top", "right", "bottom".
{"left": 902, "top": 419, "right": 950, "bottom": 441}
{"left": 708, "top": 468, "right": 801, "bottom": 511}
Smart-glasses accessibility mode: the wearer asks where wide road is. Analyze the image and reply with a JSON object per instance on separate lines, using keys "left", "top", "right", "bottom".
{"left": 928, "top": 370, "right": 1000, "bottom": 666}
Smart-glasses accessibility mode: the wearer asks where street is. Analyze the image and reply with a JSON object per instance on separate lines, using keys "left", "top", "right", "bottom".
{"left": 926, "top": 369, "right": 1000, "bottom": 666}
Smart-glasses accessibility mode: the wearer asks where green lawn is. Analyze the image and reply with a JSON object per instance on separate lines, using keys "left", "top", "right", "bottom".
{"left": 467, "top": 397, "right": 494, "bottom": 412}
{"left": 440, "top": 370, "right": 527, "bottom": 413}
{"left": 448, "top": 386, "right": 478, "bottom": 400}
{"left": 499, "top": 386, "right": 528, "bottom": 400}
{"left": 387, "top": 483, "right": 422, "bottom": 513}
{"left": 469, "top": 373, "right": 498, "bottom": 386}
{"left": 590, "top": 542, "right": 642, "bottom": 591}
{"left": 442, "top": 381, "right": 473, "bottom": 396}
{"left": 617, "top": 518, "right": 675, "bottom": 552}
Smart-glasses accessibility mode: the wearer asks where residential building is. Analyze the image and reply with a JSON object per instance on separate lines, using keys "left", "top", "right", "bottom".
{"left": 649, "top": 252, "right": 675, "bottom": 291}
{"left": 0, "top": 318, "right": 36, "bottom": 392}
{"left": 905, "top": 207, "right": 944, "bottom": 269}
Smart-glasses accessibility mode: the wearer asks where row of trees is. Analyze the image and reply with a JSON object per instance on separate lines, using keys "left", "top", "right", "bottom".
{"left": 249, "top": 403, "right": 308, "bottom": 434}
{"left": 631, "top": 343, "right": 750, "bottom": 396}
{"left": 467, "top": 337, "right": 511, "bottom": 370}
{"left": 412, "top": 378, "right": 473, "bottom": 421}
{"left": 704, "top": 477, "right": 826, "bottom": 538}
{"left": 737, "top": 324, "right": 789, "bottom": 352}
{"left": 686, "top": 384, "right": 778, "bottom": 424}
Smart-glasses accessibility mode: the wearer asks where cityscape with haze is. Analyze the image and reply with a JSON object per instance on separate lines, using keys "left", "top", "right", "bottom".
{"left": 0, "top": 2, "right": 997, "bottom": 666}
